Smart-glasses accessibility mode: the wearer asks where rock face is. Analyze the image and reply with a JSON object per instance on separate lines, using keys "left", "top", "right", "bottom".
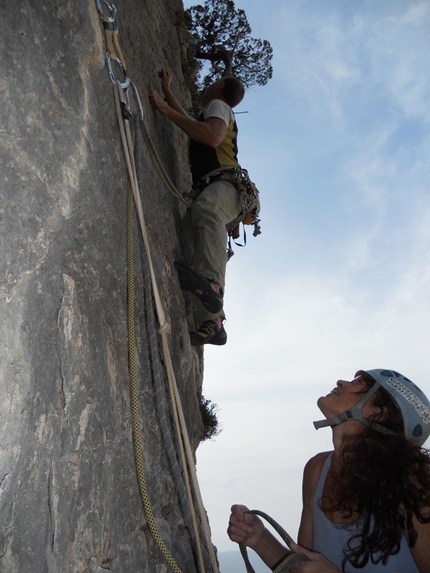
{"left": 1, "top": 1, "right": 210, "bottom": 571}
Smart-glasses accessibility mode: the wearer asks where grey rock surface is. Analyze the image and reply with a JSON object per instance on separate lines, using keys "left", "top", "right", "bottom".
{"left": 1, "top": 0, "right": 209, "bottom": 571}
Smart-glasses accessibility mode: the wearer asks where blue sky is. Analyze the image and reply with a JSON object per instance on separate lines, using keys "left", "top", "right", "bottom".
{"left": 182, "top": 0, "right": 430, "bottom": 556}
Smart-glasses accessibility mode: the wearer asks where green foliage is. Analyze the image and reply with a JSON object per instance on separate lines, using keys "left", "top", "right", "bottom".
{"left": 185, "top": 0, "right": 273, "bottom": 90}
{"left": 199, "top": 396, "right": 221, "bottom": 441}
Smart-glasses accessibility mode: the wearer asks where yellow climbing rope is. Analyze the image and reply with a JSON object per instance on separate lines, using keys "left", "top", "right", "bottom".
{"left": 97, "top": 3, "right": 220, "bottom": 571}
{"left": 126, "top": 180, "right": 183, "bottom": 573}
{"left": 121, "top": 89, "right": 216, "bottom": 573}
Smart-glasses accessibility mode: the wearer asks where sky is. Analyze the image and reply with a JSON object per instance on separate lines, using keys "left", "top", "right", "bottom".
{"left": 182, "top": 0, "right": 430, "bottom": 559}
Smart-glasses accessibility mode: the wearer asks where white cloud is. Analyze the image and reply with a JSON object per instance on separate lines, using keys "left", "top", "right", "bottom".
{"left": 271, "top": 0, "right": 430, "bottom": 128}
{"left": 402, "top": 1, "right": 430, "bottom": 25}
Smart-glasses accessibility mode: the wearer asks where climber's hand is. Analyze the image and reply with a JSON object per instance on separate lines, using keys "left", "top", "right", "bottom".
{"left": 228, "top": 505, "right": 266, "bottom": 548}
{"left": 158, "top": 68, "right": 173, "bottom": 94}
{"left": 228, "top": 505, "right": 292, "bottom": 570}
{"left": 287, "top": 542, "right": 342, "bottom": 573}
{"left": 149, "top": 89, "right": 169, "bottom": 115}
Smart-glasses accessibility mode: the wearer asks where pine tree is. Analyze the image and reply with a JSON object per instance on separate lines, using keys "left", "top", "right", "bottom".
{"left": 185, "top": 0, "right": 273, "bottom": 90}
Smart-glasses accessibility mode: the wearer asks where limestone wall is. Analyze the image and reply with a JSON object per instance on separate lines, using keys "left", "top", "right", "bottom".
{"left": 0, "top": 0, "right": 208, "bottom": 571}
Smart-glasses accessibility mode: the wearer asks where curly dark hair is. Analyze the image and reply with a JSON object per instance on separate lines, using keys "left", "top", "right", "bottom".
{"left": 321, "top": 374, "right": 430, "bottom": 570}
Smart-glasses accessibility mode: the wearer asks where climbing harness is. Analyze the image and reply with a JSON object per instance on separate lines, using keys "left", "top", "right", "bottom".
{"left": 194, "top": 166, "right": 261, "bottom": 235}
{"left": 239, "top": 511, "right": 310, "bottom": 573}
{"left": 192, "top": 166, "right": 262, "bottom": 260}
{"left": 96, "top": 2, "right": 219, "bottom": 572}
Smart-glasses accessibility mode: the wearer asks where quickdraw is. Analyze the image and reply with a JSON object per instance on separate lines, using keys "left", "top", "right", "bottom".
{"left": 96, "top": 0, "right": 130, "bottom": 89}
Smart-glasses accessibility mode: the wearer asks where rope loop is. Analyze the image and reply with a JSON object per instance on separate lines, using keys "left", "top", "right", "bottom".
{"left": 239, "top": 510, "right": 310, "bottom": 573}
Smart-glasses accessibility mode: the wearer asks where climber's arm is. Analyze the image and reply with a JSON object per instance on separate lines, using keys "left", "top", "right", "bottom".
{"left": 149, "top": 89, "right": 227, "bottom": 147}
{"left": 158, "top": 68, "right": 187, "bottom": 116}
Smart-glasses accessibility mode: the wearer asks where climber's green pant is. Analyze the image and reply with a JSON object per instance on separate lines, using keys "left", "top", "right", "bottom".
{"left": 181, "top": 179, "right": 242, "bottom": 326}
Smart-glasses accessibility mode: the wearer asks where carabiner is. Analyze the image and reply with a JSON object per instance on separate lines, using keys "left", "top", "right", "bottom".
{"left": 96, "top": 0, "right": 117, "bottom": 23}
{"left": 130, "top": 82, "right": 144, "bottom": 121}
{"left": 105, "top": 52, "right": 130, "bottom": 89}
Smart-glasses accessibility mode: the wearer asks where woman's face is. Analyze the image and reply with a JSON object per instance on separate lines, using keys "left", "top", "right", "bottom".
{"left": 317, "top": 375, "right": 373, "bottom": 419}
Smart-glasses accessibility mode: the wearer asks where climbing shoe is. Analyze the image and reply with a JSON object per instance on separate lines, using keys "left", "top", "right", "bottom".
{"left": 174, "top": 261, "right": 223, "bottom": 314}
{"left": 190, "top": 320, "right": 227, "bottom": 346}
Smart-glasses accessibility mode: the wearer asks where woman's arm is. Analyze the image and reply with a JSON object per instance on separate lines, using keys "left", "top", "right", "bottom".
{"left": 227, "top": 505, "right": 342, "bottom": 573}
{"left": 285, "top": 544, "right": 342, "bottom": 573}
{"left": 228, "top": 505, "right": 291, "bottom": 569}
{"left": 297, "top": 462, "right": 314, "bottom": 548}
{"left": 227, "top": 453, "right": 332, "bottom": 569}
{"left": 410, "top": 513, "right": 430, "bottom": 573}
{"left": 298, "top": 451, "right": 332, "bottom": 548}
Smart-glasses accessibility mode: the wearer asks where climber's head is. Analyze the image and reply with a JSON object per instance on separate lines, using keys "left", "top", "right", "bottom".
{"left": 202, "top": 77, "right": 245, "bottom": 108}
{"left": 313, "top": 369, "right": 430, "bottom": 446}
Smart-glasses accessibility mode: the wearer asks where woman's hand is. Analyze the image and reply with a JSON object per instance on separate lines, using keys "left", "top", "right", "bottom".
{"left": 228, "top": 505, "right": 291, "bottom": 569}
{"left": 227, "top": 505, "right": 266, "bottom": 549}
{"left": 288, "top": 541, "right": 342, "bottom": 573}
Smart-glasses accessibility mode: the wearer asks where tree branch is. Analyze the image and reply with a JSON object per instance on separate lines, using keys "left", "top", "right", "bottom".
{"left": 195, "top": 45, "right": 233, "bottom": 77}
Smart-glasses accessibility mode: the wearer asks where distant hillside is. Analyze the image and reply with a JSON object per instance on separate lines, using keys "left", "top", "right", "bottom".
{"left": 218, "top": 550, "right": 268, "bottom": 573}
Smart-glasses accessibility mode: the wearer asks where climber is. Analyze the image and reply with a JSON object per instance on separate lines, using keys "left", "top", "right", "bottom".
{"left": 149, "top": 69, "right": 245, "bottom": 346}
{"left": 227, "top": 369, "right": 430, "bottom": 572}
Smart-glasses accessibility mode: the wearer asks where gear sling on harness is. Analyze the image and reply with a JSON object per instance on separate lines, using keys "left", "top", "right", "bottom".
{"left": 192, "top": 166, "right": 262, "bottom": 259}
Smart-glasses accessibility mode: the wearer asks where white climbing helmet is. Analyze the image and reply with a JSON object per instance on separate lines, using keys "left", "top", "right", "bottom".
{"left": 313, "top": 368, "right": 430, "bottom": 446}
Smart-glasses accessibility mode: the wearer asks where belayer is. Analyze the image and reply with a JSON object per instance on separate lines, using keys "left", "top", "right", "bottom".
{"left": 150, "top": 69, "right": 257, "bottom": 347}
{"left": 228, "top": 369, "right": 430, "bottom": 572}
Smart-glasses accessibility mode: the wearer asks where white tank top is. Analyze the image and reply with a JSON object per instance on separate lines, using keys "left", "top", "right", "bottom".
{"left": 312, "top": 453, "right": 419, "bottom": 572}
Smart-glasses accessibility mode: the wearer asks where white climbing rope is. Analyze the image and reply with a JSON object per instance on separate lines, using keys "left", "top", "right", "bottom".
{"left": 96, "top": 3, "right": 220, "bottom": 570}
